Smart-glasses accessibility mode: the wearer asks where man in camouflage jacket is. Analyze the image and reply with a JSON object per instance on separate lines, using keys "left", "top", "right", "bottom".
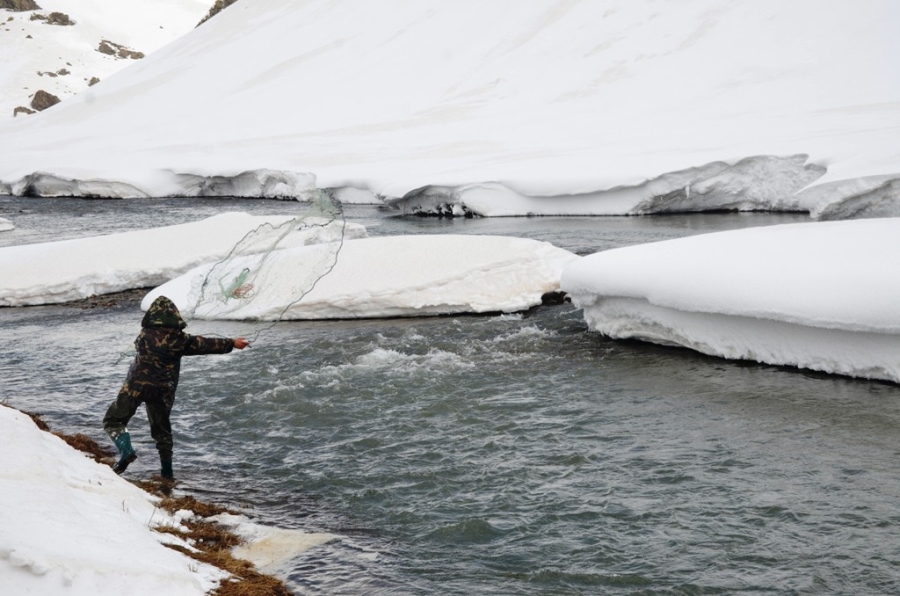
{"left": 103, "top": 295, "right": 249, "bottom": 479}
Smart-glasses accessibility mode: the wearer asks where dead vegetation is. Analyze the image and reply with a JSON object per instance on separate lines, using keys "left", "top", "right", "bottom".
{"left": 56, "top": 431, "right": 116, "bottom": 462}
{"left": 24, "top": 411, "right": 116, "bottom": 462}
{"left": 138, "top": 479, "right": 292, "bottom": 596}
{"left": 19, "top": 408, "right": 292, "bottom": 595}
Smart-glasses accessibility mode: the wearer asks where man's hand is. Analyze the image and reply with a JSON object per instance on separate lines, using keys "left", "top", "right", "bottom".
{"left": 234, "top": 337, "right": 250, "bottom": 350}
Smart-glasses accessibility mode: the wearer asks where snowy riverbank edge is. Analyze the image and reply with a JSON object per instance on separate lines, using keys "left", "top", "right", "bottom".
{"left": 3, "top": 162, "right": 899, "bottom": 222}
{"left": 561, "top": 217, "right": 900, "bottom": 385}
{"left": 0, "top": 404, "right": 334, "bottom": 595}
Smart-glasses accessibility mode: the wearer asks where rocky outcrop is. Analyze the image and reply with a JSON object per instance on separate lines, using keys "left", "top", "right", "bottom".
{"left": 0, "top": 0, "right": 41, "bottom": 11}
{"left": 46, "top": 11, "right": 74, "bottom": 25}
{"left": 197, "top": 0, "right": 239, "bottom": 26}
{"left": 30, "top": 11, "right": 73, "bottom": 25}
{"left": 98, "top": 39, "right": 144, "bottom": 59}
{"left": 37, "top": 68, "right": 69, "bottom": 77}
{"left": 13, "top": 106, "right": 35, "bottom": 117}
{"left": 30, "top": 89, "right": 60, "bottom": 111}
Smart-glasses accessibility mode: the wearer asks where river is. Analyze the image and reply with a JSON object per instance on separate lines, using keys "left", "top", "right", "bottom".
{"left": 2, "top": 196, "right": 899, "bottom": 595}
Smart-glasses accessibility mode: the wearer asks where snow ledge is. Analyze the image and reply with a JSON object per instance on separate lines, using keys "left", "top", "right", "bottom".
{"left": 575, "top": 296, "right": 900, "bottom": 384}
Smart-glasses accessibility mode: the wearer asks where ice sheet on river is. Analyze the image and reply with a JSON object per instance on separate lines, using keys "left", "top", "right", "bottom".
{"left": 0, "top": 213, "right": 366, "bottom": 306}
{"left": 561, "top": 218, "right": 900, "bottom": 383}
{"left": 144, "top": 235, "right": 579, "bottom": 320}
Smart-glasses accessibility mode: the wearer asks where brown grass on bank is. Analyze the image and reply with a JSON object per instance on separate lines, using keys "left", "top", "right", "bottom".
{"left": 138, "top": 478, "right": 292, "bottom": 596}
{"left": 55, "top": 432, "right": 116, "bottom": 463}
{"left": 24, "top": 409, "right": 51, "bottom": 431}
{"left": 23, "top": 410, "right": 116, "bottom": 463}
{"left": 19, "top": 408, "right": 292, "bottom": 596}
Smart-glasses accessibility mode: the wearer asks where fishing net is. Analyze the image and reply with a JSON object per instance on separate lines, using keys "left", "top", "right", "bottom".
{"left": 174, "top": 189, "right": 349, "bottom": 336}
{"left": 117, "top": 191, "right": 350, "bottom": 363}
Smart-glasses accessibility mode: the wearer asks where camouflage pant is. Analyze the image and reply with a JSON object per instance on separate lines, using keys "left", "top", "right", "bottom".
{"left": 103, "top": 381, "right": 176, "bottom": 461}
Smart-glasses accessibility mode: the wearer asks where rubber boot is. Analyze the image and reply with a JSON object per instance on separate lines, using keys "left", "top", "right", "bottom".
{"left": 160, "top": 458, "right": 174, "bottom": 481}
{"left": 112, "top": 432, "right": 137, "bottom": 474}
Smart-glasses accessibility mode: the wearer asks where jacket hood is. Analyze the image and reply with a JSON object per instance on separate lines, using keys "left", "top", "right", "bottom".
{"left": 142, "top": 296, "right": 187, "bottom": 329}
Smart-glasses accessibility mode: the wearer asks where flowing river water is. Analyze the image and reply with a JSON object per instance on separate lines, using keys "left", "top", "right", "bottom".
{"left": 2, "top": 197, "right": 899, "bottom": 595}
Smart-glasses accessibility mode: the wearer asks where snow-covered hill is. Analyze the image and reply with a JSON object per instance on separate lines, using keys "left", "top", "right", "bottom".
{"left": 0, "top": 0, "right": 898, "bottom": 217}
{"left": 0, "top": 0, "right": 212, "bottom": 120}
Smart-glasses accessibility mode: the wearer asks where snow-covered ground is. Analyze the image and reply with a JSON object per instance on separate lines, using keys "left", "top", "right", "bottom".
{"left": 145, "top": 234, "right": 579, "bottom": 320}
{"left": 561, "top": 218, "right": 900, "bottom": 384}
{"left": 0, "top": 212, "right": 365, "bottom": 306}
{"left": 0, "top": 216, "right": 13, "bottom": 232}
{"left": 0, "top": 404, "right": 335, "bottom": 595}
{"left": 0, "top": 1, "right": 897, "bottom": 215}
{"left": 0, "top": 403, "right": 224, "bottom": 595}
{"left": 0, "top": 0, "right": 212, "bottom": 120}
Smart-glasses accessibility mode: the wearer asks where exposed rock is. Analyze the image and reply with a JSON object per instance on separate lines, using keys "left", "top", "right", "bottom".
{"left": 0, "top": 0, "right": 41, "bottom": 11}
{"left": 88, "top": 76, "right": 100, "bottom": 86}
{"left": 117, "top": 47, "right": 144, "bottom": 59}
{"left": 28, "top": 11, "right": 72, "bottom": 24}
{"left": 45, "top": 11, "right": 74, "bottom": 25}
{"left": 13, "top": 105, "right": 35, "bottom": 117}
{"left": 35, "top": 68, "right": 71, "bottom": 77}
{"left": 97, "top": 40, "right": 116, "bottom": 55}
{"left": 97, "top": 39, "right": 144, "bottom": 59}
{"left": 198, "top": 0, "right": 239, "bottom": 26}
{"left": 30, "top": 89, "right": 60, "bottom": 111}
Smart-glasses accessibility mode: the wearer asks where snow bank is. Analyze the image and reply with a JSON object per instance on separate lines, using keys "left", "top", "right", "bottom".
{"left": 0, "top": 404, "right": 225, "bottom": 595}
{"left": 0, "top": 1, "right": 897, "bottom": 215}
{"left": 9, "top": 169, "right": 317, "bottom": 199}
{"left": 561, "top": 218, "right": 900, "bottom": 383}
{"left": 145, "top": 235, "right": 579, "bottom": 320}
{"left": 0, "top": 217, "right": 13, "bottom": 232}
{"left": 0, "top": 212, "right": 366, "bottom": 306}
{"left": 389, "top": 155, "right": 827, "bottom": 217}
{"left": 0, "top": 0, "right": 212, "bottom": 120}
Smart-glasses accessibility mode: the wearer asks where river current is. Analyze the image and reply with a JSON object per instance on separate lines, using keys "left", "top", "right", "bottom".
{"left": 2, "top": 197, "right": 899, "bottom": 595}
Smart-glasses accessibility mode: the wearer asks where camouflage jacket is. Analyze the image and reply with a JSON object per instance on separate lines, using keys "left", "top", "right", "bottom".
{"left": 126, "top": 296, "right": 234, "bottom": 392}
